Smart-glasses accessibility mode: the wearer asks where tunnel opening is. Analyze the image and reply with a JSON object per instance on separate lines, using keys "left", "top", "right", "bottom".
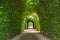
{"left": 27, "top": 21, "right": 34, "bottom": 29}
{"left": 22, "top": 12, "right": 40, "bottom": 31}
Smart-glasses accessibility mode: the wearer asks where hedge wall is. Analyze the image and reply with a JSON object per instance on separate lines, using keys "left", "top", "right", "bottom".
{"left": 37, "top": 0, "right": 60, "bottom": 40}
{"left": 0, "top": 0, "right": 24, "bottom": 40}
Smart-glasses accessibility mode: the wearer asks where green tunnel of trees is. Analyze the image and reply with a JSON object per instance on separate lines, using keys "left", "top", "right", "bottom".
{"left": 0, "top": 0, "right": 60, "bottom": 40}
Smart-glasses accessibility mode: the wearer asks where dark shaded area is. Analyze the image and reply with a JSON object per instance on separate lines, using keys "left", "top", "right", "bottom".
{"left": 20, "top": 34, "right": 38, "bottom": 40}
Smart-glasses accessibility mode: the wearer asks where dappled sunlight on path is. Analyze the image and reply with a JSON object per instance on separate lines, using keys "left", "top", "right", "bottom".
{"left": 22, "top": 29, "right": 40, "bottom": 33}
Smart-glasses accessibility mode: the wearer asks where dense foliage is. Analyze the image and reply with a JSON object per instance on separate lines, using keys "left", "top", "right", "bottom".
{"left": 0, "top": 0, "right": 60, "bottom": 40}
{"left": 0, "top": 0, "right": 24, "bottom": 40}
{"left": 37, "top": 0, "right": 60, "bottom": 40}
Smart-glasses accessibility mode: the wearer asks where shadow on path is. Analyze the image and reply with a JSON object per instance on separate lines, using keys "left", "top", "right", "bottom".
{"left": 20, "top": 34, "right": 38, "bottom": 40}
{"left": 11, "top": 29, "right": 54, "bottom": 40}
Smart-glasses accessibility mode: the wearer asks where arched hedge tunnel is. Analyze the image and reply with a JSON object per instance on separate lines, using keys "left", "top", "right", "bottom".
{"left": 0, "top": 0, "right": 60, "bottom": 40}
